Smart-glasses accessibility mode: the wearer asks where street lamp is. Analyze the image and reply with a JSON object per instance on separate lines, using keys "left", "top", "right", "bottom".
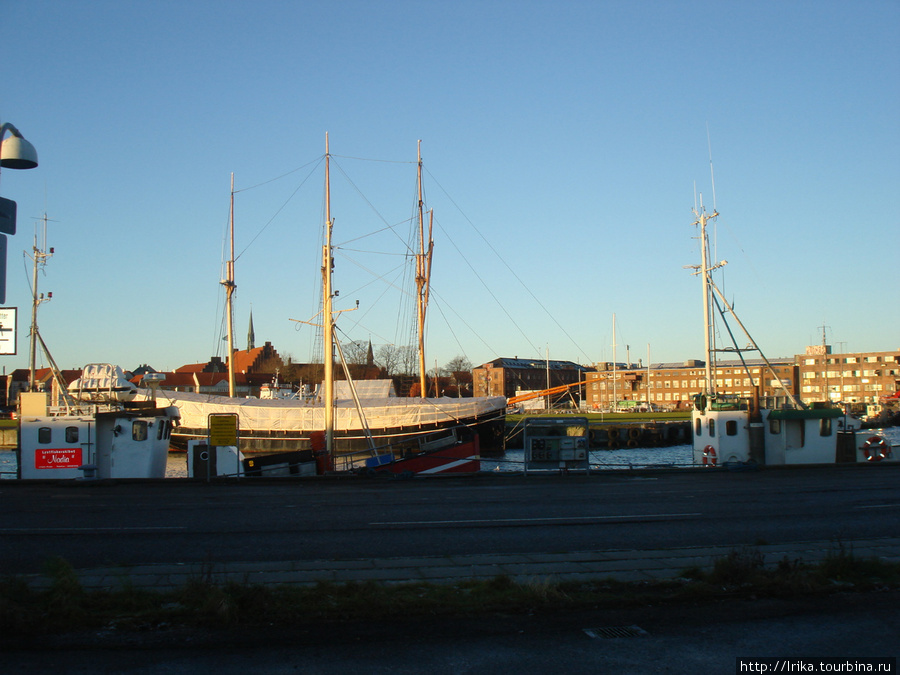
{"left": 0, "top": 121, "right": 39, "bottom": 305}
{"left": 0, "top": 123, "right": 39, "bottom": 169}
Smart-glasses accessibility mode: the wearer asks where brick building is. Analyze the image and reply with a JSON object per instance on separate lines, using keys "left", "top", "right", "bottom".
{"left": 472, "top": 357, "right": 594, "bottom": 404}
{"left": 797, "top": 347, "right": 900, "bottom": 405}
{"left": 584, "top": 358, "right": 797, "bottom": 411}
{"left": 580, "top": 347, "right": 900, "bottom": 412}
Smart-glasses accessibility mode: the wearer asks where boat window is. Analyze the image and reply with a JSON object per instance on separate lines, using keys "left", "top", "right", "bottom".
{"left": 707, "top": 419, "right": 715, "bottom": 437}
{"left": 694, "top": 418, "right": 701, "bottom": 437}
{"left": 769, "top": 419, "right": 781, "bottom": 434}
{"left": 819, "top": 418, "right": 832, "bottom": 437}
{"left": 132, "top": 421, "right": 148, "bottom": 442}
{"left": 726, "top": 420, "right": 738, "bottom": 436}
{"left": 157, "top": 420, "right": 165, "bottom": 440}
{"left": 65, "top": 427, "right": 79, "bottom": 443}
{"left": 38, "top": 427, "right": 52, "bottom": 444}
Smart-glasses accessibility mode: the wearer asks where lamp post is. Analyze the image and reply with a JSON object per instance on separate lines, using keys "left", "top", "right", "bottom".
{"left": 0, "top": 121, "right": 39, "bottom": 304}
{"left": 0, "top": 123, "right": 39, "bottom": 169}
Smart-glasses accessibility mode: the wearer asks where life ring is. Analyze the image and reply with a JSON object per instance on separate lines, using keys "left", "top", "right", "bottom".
{"left": 702, "top": 445, "right": 717, "bottom": 466}
{"left": 862, "top": 436, "right": 890, "bottom": 462}
{"left": 694, "top": 394, "right": 707, "bottom": 412}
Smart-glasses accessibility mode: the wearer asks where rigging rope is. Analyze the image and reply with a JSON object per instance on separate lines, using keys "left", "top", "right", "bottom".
{"left": 234, "top": 157, "right": 323, "bottom": 262}
{"left": 425, "top": 167, "right": 593, "bottom": 363}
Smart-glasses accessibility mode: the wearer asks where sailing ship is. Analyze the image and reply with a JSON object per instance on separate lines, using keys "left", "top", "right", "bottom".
{"left": 689, "top": 199, "right": 894, "bottom": 466}
{"left": 144, "top": 137, "right": 506, "bottom": 472}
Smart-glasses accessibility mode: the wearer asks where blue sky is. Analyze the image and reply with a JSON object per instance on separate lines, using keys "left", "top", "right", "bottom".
{"left": 1, "top": 0, "right": 897, "bottom": 376}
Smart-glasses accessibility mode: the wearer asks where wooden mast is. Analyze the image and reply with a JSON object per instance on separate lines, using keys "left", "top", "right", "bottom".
{"left": 223, "top": 173, "right": 237, "bottom": 397}
{"left": 323, "top": 134, "right": 335, "bottom": 455}
{"left": 415, "top": 140, "right": 433, "bottom": 397}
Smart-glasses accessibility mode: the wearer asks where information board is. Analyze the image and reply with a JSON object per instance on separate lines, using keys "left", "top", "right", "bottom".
{"left": 208, "top": 413, "right": 239, "bottom": 447}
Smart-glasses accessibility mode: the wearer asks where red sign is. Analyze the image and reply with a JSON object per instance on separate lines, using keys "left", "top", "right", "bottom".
{"left": 35, "top": 448, "right": 83, "bottom": 469}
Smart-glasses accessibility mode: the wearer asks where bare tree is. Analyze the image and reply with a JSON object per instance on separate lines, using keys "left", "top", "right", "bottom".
{"left": 342, "top": 340, "right": 370, "bottom": 366}
{"left": 444, "top": 355, "right": 472, "bottom": 376}
{"left": 443, "top": 355, "right": 473, "bottom": 397}
{"left": 397, "top": 345, "right": 419, "bottom": 376}
{"left": 375, "top": 344, "right": 402, "bottom": 376}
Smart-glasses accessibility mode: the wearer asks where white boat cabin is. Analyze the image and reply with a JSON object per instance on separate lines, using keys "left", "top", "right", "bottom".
{"left": 691, "top": 395, "right": 894, "bottom": 466}
{"left": 17, "top": 364, "right": 179, "bottom": 480}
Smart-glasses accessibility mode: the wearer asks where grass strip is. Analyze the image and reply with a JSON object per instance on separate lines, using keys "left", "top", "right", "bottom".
{"left": 3, "top": 544, "right": 898, "bottom": 637}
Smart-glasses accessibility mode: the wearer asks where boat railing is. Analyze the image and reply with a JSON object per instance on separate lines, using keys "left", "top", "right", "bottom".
{"left": 46, "top": 402, "right": 118, "bottom": 417}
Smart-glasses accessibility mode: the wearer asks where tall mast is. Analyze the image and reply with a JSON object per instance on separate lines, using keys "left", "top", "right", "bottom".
{"left": 28, "top": 213, "right": 53, "bottom": 391}
{"left": 223, "top": 173, "right": 237, "bottom": 397}
{"left": 415, "top": 140, "right": 433, "bottom": 397}
{"left": 323, "top": 133, "right": 335, "bottom": 455}
{"left": 693, "top": 197, "right": 718, "bottom": 398}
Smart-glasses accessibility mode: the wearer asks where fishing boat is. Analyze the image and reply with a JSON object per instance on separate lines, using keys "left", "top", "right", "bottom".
{"left": 17, "top": 364, "right": 180, "bottom": 479}
{"left": 143, "top": 137, "right": 506, "bottom": 473}
{"left": 689, "top": 200, "right": 894, "bottom": 466}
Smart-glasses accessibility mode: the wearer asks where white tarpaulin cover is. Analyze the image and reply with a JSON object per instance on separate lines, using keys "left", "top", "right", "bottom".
{"left": 143, "top": 385, "right": 506, "bottom": 433}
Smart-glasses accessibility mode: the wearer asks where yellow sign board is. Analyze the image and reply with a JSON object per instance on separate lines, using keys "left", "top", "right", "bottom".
{"left": 208, "top": 413, "right": 239, "bottom": 447}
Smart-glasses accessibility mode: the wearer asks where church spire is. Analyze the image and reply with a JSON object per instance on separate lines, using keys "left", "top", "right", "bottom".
{"left": 247, "top": 310, "right": 256, "bottom": 351}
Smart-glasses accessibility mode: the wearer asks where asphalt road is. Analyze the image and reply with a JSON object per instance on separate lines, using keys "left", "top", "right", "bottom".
{"left": 2, "top": 464, "right": 899, "bottom": 575}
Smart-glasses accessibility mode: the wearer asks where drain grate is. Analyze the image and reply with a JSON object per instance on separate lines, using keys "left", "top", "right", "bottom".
{"left": 583, "top": 625, "right": 649, "bottom": 639}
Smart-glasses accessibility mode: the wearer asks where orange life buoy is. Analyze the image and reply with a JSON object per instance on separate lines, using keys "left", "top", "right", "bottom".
{"left": 862, "top": 436, "right": 890, "bottom": 462}
{"left": 703, "top": 445, "right": 717, "bottom": 466}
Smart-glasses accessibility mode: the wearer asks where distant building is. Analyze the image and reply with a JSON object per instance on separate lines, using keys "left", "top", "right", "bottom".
{"left": 797, "top": 348, "right": 900, "bottom": 405}
{"left": 473, "top": 357, "right": 594, "bottom": 404}
{"left": 581, "top": 347, "right": 900, "bottom": 412}
{"left": 584, "top": 358, "right": 798, "bottom": 412}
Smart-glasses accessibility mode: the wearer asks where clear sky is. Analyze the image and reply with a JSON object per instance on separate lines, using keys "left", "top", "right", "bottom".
{"left": 1, "top": 0, "right": 897, "bottom": 377}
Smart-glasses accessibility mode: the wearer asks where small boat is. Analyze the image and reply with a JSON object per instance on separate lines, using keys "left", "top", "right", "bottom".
{"left": 688, "top": 200, "right": 893, "bottom": 466}
{"left": 17, "top": 363, "right": 180, "bottom": 479}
